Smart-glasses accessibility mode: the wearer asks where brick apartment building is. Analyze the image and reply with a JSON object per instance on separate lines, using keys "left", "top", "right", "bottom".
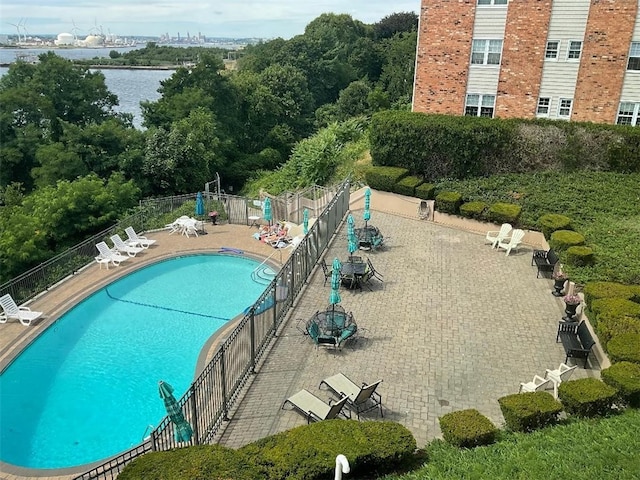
{"left": 412, "top": 0, "right": 640, "bottom": 125}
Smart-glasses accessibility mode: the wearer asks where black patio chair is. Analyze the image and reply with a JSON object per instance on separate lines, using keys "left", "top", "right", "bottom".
{"left": 320, "top": 259, "right": 332, "bottom": 286}
{"left": 366, "top": 258, "right": 384, "bottom": 282}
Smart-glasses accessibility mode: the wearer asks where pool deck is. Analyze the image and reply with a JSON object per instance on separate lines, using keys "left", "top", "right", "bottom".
{"left": 0, "top": 188, "right": 605, "bottom": 479}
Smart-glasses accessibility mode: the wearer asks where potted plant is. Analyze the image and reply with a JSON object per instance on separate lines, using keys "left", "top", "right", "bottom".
{"left": 562, "top": 294, "right": 581, "bottom": 321}
{"left": 551, "top": 271, "right": 568, "bottom": 297}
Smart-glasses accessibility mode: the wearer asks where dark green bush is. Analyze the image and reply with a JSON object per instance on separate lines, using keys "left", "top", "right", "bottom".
{"left": 558, "top": 378, "right": 618, "bottom": 417}
{"left": 118, "top": 445, "right": 259, "bottom": 480}
{"left": 565, "top": 245, "right": 595, "bottom": 267}
{"left": 498, "top": 392, "right": 563, "bottom": 432}
{"left": 549, "top": 230, "right": 586, "bottom": 251}
{"left": 438, "top": 409, "right": 498, "bottom": 448}
{"left": 583, "top": 281, "right": 637, "bottom": 308}
{"left": 590, "top": 298, "right": 640, "bottom": 324}
{"left": 595, "top": 313, "right": 640, "bottom": 348}
{"left": 601, "top": 361, "right": 640, "bottom": 407}
{"left": 538, "top": 213, "right": 572, "bottom": 239}
{"left": 435, "top": 191, "right": 463, "bottom": 215}
{"left": 459, "top": 201, "right": 488, "bottom": 220}
{"left": 393, "top": 175, "right": 423, "bottom": 197}
{"left": 239, "top": 419, "right": 416, "bottom": 480}
{"left": 415, "top": 182, "right": 435, "bottom": 200}
{"left": 607, "top": 333, "right": 640, "bottom": 364}
{"left": 364, "top": 166, "right": 409, "bottom": 192}
{"left": 486, "top": 202, "right": 521, "bottom": 225}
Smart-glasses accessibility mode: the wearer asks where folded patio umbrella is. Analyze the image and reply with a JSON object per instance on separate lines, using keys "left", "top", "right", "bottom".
{"left": 363, "top": 187, "right": 371, "bottom": 226}
{"left": 330, "top": 257, "right": 342, "bottom": 307}
{"left": 303, "top": 208, "right": 309, "bottom": 235}
{"left": 158, "top": 380, "right": 193, "bottom": 443}
{"left": 263, "top": 198, "right": 272, "bottom": 226}
{"left": 195, "top": 191, "right": 205, "bottom": 217}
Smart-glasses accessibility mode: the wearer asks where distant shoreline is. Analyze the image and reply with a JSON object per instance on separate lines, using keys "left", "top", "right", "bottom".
{"left": 0, "top": 63, "right": 179, "bottom": 70}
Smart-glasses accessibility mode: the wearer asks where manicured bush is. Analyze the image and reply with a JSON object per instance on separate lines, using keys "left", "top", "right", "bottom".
{"left": 415, "top": 182, "right": 436, "bottom": 200}
{"left": 583, "top": 281, "right": 637, "bottom": 308}
{"left": 601, "top": 361, "right": 640, "bottom": 407}
{"left": 459, "top": 201, "right": 488, "bottom": 220}
{"left": 595, "top": 313, "right": 640, "bottom": 348}
{"left": 486, "top": 202, "right": 521, "bottom": 225}
{"left": 498, "top": 392, "right": 563, "bottom": 432}
{"left": 558, "top": 378, "right": 618, "bottom": 417}
{"left": 538, "top": 213, "right": 572, "bottom": 240}
{"left": 549, "top": 230, "right": 586, "bottom": 251}
{"left": 393, "top": 175, "right": 423, "bottom": 197}
{"left": 239, "top": 419, "right": 416, "bottom": 480}
{"left": 607, "top": 333, "right": 640, "bottom": 364}
{"left": 565, "top": 245, "right": 595, "bottom": 267}
{"left": 438, "top": 409, "right": 498, "bottom": 448}
{"left": 435, "top": 191, "right": 463, "bottom": 215}
{"left": 365, "top": 166, "right": 409, "bottom": 192}
{"left": 118, "top": 445, "right": 260, "bottom": 480}
{"left": 590, "top": 298, "right": 640, "bottom": 324}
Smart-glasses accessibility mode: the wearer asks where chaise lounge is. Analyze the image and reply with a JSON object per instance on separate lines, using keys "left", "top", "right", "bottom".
{"left": 0, "top": 294, "right": 43, "bottom": 326}
{"left": 319, "top": 373, "right": 383, "bottom": 419}
{"left": 282, "top": 389, "right": 350, "bottom": 423}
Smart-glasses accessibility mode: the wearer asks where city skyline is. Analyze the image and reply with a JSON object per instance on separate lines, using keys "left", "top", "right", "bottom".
{"left": 1, "top": 0, "right": 420, "bottom": 39}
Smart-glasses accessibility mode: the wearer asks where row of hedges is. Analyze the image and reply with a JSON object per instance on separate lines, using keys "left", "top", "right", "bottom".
{"left": 369, "top": 111, "right": 640, "bottom": 182}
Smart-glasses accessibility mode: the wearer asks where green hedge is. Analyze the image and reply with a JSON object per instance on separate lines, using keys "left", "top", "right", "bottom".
{"left": 558, "top": 378, "right": 618, "bottom": 417}
{"left": 583, "top": 281, "right": 637, "bottom": 308}
{"left": 415, "top": 182, "right": 436, "bottom": 200}
{"left": 595, "top": 313, "right": 640, "bottom": 348}
{"left": 565, "top": 245, "right": 595, "bottom": 267}
{"left": 459, "top": 201, "right": 488, "bottom": 220}
{"left": 435, "top": 191, "right": 463, "bottom": 215}
{"left": 486, "top": 202, "right": 521, "bottom": 225}
{"left": 538, "top": 213, "right": 572, "bottom": 240}
{"left": 590, "top": 298, "right": 640, "bottom": 324}
{"left": 549, "top": 230, "right": 586, "bottom": 251}
{"left": 607, "top": 333, "right": 640, "bottom": 364}
{"left": 601, "top": 361, "right": 640, "bottom": 408}
{"left": 364, "top": 166, "right": 409, "bottom": 192}
{"left": 498, "top": 392, "right": 563, "bottom": 432}
{"left": 393, "top": 175, "right": 423, "bottom": 197}
{"left": 438, "top": 409, "right": 498, "bottom": 448}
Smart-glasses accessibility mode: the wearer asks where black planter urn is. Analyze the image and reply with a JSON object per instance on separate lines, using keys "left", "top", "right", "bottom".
{"left": 563, "top": 302, "right": 580, "bottom": 322}
{"left": 552, "top": 279, "right": 567, "bottom": 297}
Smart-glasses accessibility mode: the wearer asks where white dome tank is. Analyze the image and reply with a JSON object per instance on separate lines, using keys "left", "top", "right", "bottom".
{"left": 55, "top": 33, "right": 74, "bottom": 45}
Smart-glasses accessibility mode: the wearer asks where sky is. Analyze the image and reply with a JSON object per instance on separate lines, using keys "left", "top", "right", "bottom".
{"left": 1, "top": 0, "right": 420, "bottom": 39}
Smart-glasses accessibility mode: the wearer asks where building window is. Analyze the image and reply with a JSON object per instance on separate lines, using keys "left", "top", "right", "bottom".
{"left": 471, "top": 39, "right": 503, "bottom": 65}
{"left": 558, "top": 98, "right": 572, "bottom": 118}
{"left": 477, "top": 0, "right": 507, "bottom": 5}
{"left": 545, "top": 41, "right": 559, "bottom": 59}
{"left": 627, "top": 42, "right": 640, "bottom": 71}
{"left": 567, "top": 41, "right": 582, "bottom": 60}
{"left": 617, "top": 102, "right": 640, "bottom": 125}
{"left": 465, "top": 94, "right": 495, "bottom": 117}
{"left": 537, "top": 97, "right": 551, "bottom": 116}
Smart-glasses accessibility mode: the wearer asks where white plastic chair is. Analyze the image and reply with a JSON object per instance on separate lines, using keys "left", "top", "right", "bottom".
{"left": 544, "top": 363, "right": 577, "bottom": 396}
{"left": 124, "top": 226, "right": 157, "bottom": 249}
{"left": 519, "top": 375, "right": 553, "bottom": 395}
{"left": 110, "top": 234, "right": 144, "bottom": 257}
{"left": 485, "top": 223, "right": 512, "bottom": 248}
{"left": 497, "top": 228, "right": 525, "bottom": 256}
{"left": 95, "top": 241, "right": 130, "bottom": 267}
{"left": 0, "top": 294, "right": 43, "bottom": 326}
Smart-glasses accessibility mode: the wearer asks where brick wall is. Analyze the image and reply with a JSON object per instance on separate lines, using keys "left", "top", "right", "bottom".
{"left": 412, "top": 0, "right": 475, "bottom": 114}
{"left": 496, "top": 0, "right": 553, "bottom": 119}
{"left": 573, "top": 0, "right": 638, "bottom": 123}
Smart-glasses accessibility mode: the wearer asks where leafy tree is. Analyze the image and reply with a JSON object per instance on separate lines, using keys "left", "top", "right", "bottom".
{"left": 373, "top": 12, "right": 419, "bottom": 39}
{"left": 336, "top": 80, "right": 373, "bottom": 120}
{"left": 378, "top": 31, "right": 418, "bottom": 105}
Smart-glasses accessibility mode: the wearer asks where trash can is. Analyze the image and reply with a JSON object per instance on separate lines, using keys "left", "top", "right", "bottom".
{"left": 209, "top": 211, "right": 219, "bottom": 225}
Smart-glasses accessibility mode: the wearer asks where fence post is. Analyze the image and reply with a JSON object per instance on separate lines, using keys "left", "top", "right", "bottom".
{"left": 272, "top": 286, "right": 278, "bottom": 336}
{"left": 189, "top": 385, "right": 199, "bottom": 444}
{"left": 220, "top": 342, "right": 229, "bottom": 421}
{"left": 250, "top": 312, "right": 256, "bottom": 373}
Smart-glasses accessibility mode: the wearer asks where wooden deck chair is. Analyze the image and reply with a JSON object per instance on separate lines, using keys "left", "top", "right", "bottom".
{"left": 319, "top": 373, "right": 383, "bottom": 419}
{"left": 485, "top": 223, "right": 512, "bottom": 248}
{"left": 282, "top": 389, "right": 350, "bottom": 423}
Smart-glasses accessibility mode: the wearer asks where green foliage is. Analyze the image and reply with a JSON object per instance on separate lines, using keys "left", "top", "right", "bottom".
{"left": 486, "top": 202, "right": 521, "bottom": 225}
{"left": 414, "top": 182, "right": 435, "bottom": 200}
{"left": 549, "top": 229, "right": 585, "bottom": 252}
{"left": 601, "top": 362, "right": 640, "bottom": 408}
{"left": 435, "top": 191, "right": 463, "bottom": 214}
{"left": 459, "top": 201, "right": 488, "bottom": 220}
{"left": 239, "top": 419, "right": 416, "bottom": 480}
{"left": 590, "top": 298, "right": 640, "bottom": 324}
{"left": 393, "top": 175, "right": 423, "bottom": 196}
{"left": 538, "top": 213, "right": 572, "bottom": 239}
{"left": 365, "top": 166, "right": 410, "bottom": 191}
{"left": 583, "top": 281, "right": 637, "bottom": 308}
{"left": 498, "top": 392, "right": 563, "bottom": 432}
{"left": 565, "top": 245, "right": 595, "bottom": 267}
{"left": 438, "top": 409, "right": 498, "bottom": 448}
{"left": 608, "top": 333, "right": 640, "bottom": 363}
{"left": 558, "top": 378, "right": 618, "bottom": 417}
{"left": 595, "top": 313, "right": 640, "bottom": 349}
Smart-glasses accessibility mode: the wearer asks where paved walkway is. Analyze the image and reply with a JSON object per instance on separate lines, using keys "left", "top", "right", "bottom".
{"left": 0, "top": 189, "right": 602, "bottom": 479}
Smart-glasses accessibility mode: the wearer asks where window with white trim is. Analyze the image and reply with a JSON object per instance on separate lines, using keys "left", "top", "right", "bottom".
{"left": 567, "top": 41, "right": 582, "bottom": 60}
{"left": 537, "top": 97, "right": 550, "bottom": 116}
{"left": 478, "top": 0, "right": 507, "bottom": 5}
{"left": 558, "top": 98, "right": 572, "bottom": 118}
{"left": 545, "top": 41, "right": 559, "bottom": 59}
{"left": 627, "top": 42, "right": 640, "bottom": 71}
{"left": 616, "top": 102, "right": 640, "bottom": 125}
{"left": 471, "top": 39, "right": 503, "bottom": 65}
{"left": 465, "top": 94, "right": 495, "bottom": 117}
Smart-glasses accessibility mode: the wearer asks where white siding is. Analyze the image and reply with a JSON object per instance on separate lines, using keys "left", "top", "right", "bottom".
{"left": 467, "top": 67, "right": 500, "bottom": 93}
{"left": 473, "top": 6, "right": 508, "bottom": 37}
{"left": 620, "top": 11, "right": 640, "bottom": 101}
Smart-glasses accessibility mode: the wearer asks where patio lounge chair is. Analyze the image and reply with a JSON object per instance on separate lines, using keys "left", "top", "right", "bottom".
{"left": 124, "top": 226, "right": 157, "bottom": 249}
{"left": 485, "top": 223, "right": 512, "bottom": 248}
{"left": 110, "top": 234, "right": 145, "bottom": 257}
{"left": 0, "top": 294, "right": 43, "bottom": 326}
{"left": 496, "top": 228, "right": 525, "bottom": 256}
{"left": 518, "top": 375, "right": 553, "bottom": 395}
{"left": 282, "top": 389, "right": 350, "bottom": 423}
{"left": 96, "top": 241, "right": 130, "bottom": 267}
{"left": 319, "top": 373, "right": 383, "bottom": 419}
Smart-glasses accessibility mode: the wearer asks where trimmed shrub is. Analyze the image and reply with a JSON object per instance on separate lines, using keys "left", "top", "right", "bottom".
{"left": 565, "top": 245, "right": 595, "bottom": 267}
{"left": 583, "top": 281, "right": 637, "bottom": 308}
{"left": 558, "top": 378, "right": 618, "bottom": 417}
{"left": 538, "top": 213, "right": 572, "bottom": 240}
{"left": 486, "top": 202, "right": 521, "bottom": 225}
{"left": 118, "top": 445, "right": 260, "bottom": 480}
{"left": 459, "top": 201, "right": 488, "bottom": 220}
{"left": 608, "top": 333, "right": 640, "bottom": 364}
{"left": 393, "top": 175, "right": 423, "bottom": 197}
{"left": 595, "top": 313, "right": 640, "bottom": 348}
{"left": 365, "top": 166, "right": 409, "bottom": 192}
{"left": 435, "top": 191, "right": 463, "bottom": 214}
{"left": 438, "top": 409, "right": 498, "bottom": 448}
{"left": 590, "top": 298, "right": 640, "bottom": 323}
{"left": 415, "top": 182, "right": 435, "bottom": 200}
{"left": 239, "top": 419, "right": 416, "bottom": 480}
{"left": 549, "top": 230, "right": 586, "bottom": 251}
{"left": 601, "top": 361, "right": 640, "bottom": 408}
{"left": 498, "top": 392, "right": 563, "bottom": 432}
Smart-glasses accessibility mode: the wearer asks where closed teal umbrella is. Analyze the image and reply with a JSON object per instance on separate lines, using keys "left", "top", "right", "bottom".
{"left": 330, "top": 258, "right": 342, "bottom": 306}
{"left": 303, "top": 208, "right": 309, "bottom": 235}
{"left": 347, "top": 214, "right": 358, "bottom": 258}
{"left": 158, "top": 381, "right": 193, "bottom": 443}
{"left": 195, "top": 192, "right": 205, "bottom": 217}
{"left": 263, "top": 198, "right": 272, "bottom": 226}
{"left": 364, "top": 188, "right": 371, "bottom": 227}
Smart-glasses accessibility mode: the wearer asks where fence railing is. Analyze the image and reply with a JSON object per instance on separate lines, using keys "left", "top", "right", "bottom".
{"left": 67, "top": 181, "right": 351, "bottom": 479}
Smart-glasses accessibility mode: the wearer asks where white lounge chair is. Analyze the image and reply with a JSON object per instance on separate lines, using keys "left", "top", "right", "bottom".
{"left": 110, "top": 234, "right": 144, "bottom": 257}
{"left": 0, "top": 294, "right": 43, "bottom": 326}
{"left": 181, "top": 218, "right": 204, "bottom": 237}
{"left": 519, "top": 375, "right": 553, "bottom": 394}
{"left": 497, "top": 228, "right": 525, "bottom": 256}
{"left": 124, "top": 226, "right": 157, "bottom": 249}
{"left": 282, "top": 389, "right": 350, "bottom": 423}
{"left": 544, "top": 363, "right": 577, "bottom": 398}
{"left": 319, "top": 373, "right": 383, "bottom": 419}
{"left": 95, "top": 241, "right": 130, "bottom": 267}
{"left": 485, "top": 223, "right": 512, "bottom": 248}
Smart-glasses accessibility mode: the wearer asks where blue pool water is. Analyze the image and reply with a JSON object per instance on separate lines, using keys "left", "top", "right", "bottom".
{"left": 0, "top": 254, "right": 266, "bottom": 469}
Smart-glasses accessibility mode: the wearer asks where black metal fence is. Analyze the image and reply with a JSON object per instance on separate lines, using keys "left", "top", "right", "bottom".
{"left": 67, "top": 181, "right": 351, "bottom": 479}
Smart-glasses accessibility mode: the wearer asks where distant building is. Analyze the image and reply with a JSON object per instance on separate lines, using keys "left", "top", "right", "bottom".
{"left": 55, "top": 32, "right": 74, "bottom": 46}
{"left": 413, "top": 0, "right": 640, "bottom": 126}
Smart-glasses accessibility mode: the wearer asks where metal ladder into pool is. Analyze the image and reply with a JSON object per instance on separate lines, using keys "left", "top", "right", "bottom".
{"left": 251, "top": 251, "right": 278, "bottom": 284}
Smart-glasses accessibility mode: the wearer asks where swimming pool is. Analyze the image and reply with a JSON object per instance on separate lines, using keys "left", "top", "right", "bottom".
{"left": 0, "top": 254, "right": 267, "bottom": 470}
